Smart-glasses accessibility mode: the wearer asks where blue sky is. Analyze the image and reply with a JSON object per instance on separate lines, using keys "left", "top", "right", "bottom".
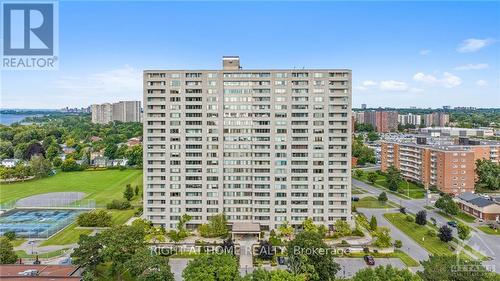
{"left": 1, "top": 1, "right": 499, "bottom": 109}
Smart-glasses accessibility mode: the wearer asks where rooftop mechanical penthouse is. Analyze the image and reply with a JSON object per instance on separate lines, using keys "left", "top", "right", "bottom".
{"left": 143, "top": 57, "right": 352, "bottom": 231}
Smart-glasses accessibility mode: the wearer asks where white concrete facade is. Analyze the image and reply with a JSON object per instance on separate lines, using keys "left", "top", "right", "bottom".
{"left": 143, "top": 57, "right": 352, "bottom": 230}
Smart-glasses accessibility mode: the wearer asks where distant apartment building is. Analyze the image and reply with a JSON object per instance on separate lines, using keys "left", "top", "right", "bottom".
{"left": 420, "top": 127, "right": 495, "bottom": 138}
{"left": 381, "top": 137, "right": 499, "bottom": 195}
{"left": 361, "top": 104, "right": 367, "bottom": 109}
{"left": 91, "top": 101, "right": 141, "bottom": 124}
{"left": 354, "top": 111, "right": 365, "bottom": 123}
{"left": 364, "top": 110, "right": 398, "bottom": 133}
{"left": 398, "top": 113, "right": 421, "bottom": 127}
{"left": 424, "top": 112, "right": 449, "bottom": 127}
{"left": 143, "top": 56, "right": 352, "bottom": 230}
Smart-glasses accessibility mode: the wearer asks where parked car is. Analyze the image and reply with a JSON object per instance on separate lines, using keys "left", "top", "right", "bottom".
{"left": 352, "top": 197, "right": 360, "bottom": 202}
{"left": 364, "top": 255, "right": 375, "bottom": 265}
{"left": 447, "top": 221, "right": 458, "bottom": 228}
{"left": 478, "top": 219, "right": 484, "bottom": 223}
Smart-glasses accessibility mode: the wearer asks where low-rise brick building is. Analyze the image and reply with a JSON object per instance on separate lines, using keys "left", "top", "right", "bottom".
{"left": 381, "top": 137, "right": 499, "bottom": 195}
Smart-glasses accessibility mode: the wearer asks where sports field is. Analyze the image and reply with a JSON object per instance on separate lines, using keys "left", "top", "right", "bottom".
{"left": 0, "top": 169, "right": 142, "bottom": 206}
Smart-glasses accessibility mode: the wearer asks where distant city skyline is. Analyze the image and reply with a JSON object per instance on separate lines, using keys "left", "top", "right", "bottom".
{"left": 1, "top": 1, "right": 499, "bottom": 108}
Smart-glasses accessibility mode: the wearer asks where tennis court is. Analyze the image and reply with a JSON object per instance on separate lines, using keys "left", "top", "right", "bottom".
{"left": 0, "top": 209, "right": 83, "bottom": 238}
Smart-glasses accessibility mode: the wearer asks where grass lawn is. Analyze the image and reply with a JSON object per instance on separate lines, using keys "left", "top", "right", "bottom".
{"left": 40, "top": 223, "right": 92, "bottom": 246}
{"left": 456, "top": 212, "right": 476, "bottom": 223}
{"left": 437, "top": 210, "right": 476, "bottom": 224}
{"left": 39, "top": 208, "right": 137, "bottom": 246}
{"left": 16, "top": 248, "right": 69, "bottom": 259}
{"left": 110, "top": 209, "right": 137, "bottom": 225}
{"left": 478, "top": 226, "right": 500, "bottom": 236}
{"left": 9, "top": 238, "right": 26, "bottom": 247}
{"left": 0, "top": 169, "right": 143, "bottom": 205}
{"left": 424, "top": 205, "right": 434, "bottom": 210}
{"left": 383, "top": 213, "right": 455, "bottom": 256}
{"left": 353, "top": 196, "right": 397, "bottom": 209}
{"left": 353, "top": 172, "right": 425, "bottom": 199}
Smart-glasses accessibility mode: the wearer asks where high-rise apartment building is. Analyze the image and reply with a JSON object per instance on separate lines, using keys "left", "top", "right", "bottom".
{"left": 381, "top": 137, "right": 499, "bottom": 194}
{"left": 91, "top": 101, "right": 141, "bottom": 124}
{"left": 424, "top": 112, "right": 449, "bottom": 127}
{"left": 91, "top": 103, "right": 113, "bottom": 124}
{"left": 143, "top": 56, "right": 352, "bottom": 230}
{"left": 398, "top": 113, "right": 421, "bottom": 127}
{"left": 364, "top": 110, "right": 398, "bottom": 133}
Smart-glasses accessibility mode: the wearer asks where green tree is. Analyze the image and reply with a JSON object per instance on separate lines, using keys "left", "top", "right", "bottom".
{"left": 61, "top": 158, "right": 81, "bottom": 172}
{"left": 125, "top": 248, "right": 174, "bottom": 281}
{"left": 241, "top": 268, "right": 306, "bottom": 281}
{"left": 386, "top": 166, "right": 401, "bottom": 191}
{"left": 475, "top": 159, "right": 500, "bottom": 191}
{"left": 198, "top": 213, "right": 229, "bottom": 238}
{"left": 415, "top": 210, "right": 427, "bottom": 226}
{"left": 0, "top": 238, "right": 18, "bottom": 264}
{"left": 435, "top": 194, "right": 459, "bottom": 215}
{"left": 288, "top": 231, "right": 340, "bottom": 281}
{"left": 29, "top": 155, "right": 52, "bottom": 179}
{"left": 457, "top": 222, "right": 471, "bottom": 240}
{"left": 126, "top": 145, "right": 143, "bottom": 167}
{"left": 77, "top": 209, "right": 112, "bottom": 227}
{"left": 354, "top": 169, "right": 364, "bottom": 178}
{"left": 3, "top": 231, "right": 16, "bottom": 241}
{"left": 168, "top": 214, "right": 192, "bottom": 242}
{"left": 438, "top": 225, "right": 453, "bottom": 242}
{"left": 100, "top": 225, "right": 146, "bottom": 274}
{"left": 71, "top": 234, "right": 104, "bottom": 272}
{"left": 182, "top": 254, "right": 239, "bottom": 281}
{"left": 369, "top": 216, "right": 378, "bottom": 231}
{"left": 378, "top": 192, "right": 388, "bottom": 203}
{"left": 277, "top": 221, "right": 294, "bottom": 240}
{"left": 419, "top": 255, "right": 495, "bottom": 281}
{"left": 134, "top": 185, "right": 140, "bottom": 196}
{"left": 352, "top": 265, "right": 420, "bottom": 281}
{"left": 0, "top": 141, "right": 14, "bottom": 159}
{"left": 124, "top": 184, "right": 134, "bottom": 201}
{"left": 367, "top": 172, "right": 378, "bottom": 184}
{"left": 333, "top": 219, "right": 351, "bottom": 237}
{"left": 104, "top": 143, "right": 118, "bottom": 159}
{"left": 302, "top": 217, "right": 318, "bottom": 233}
{"left": 373, "top": 227, "right": 392, "bottom": 248}
{"left": 45, "top": 144, "right": 60, "bottom": 160}
{"left": 367, "top": 131, "right": 380, "bottom": 142}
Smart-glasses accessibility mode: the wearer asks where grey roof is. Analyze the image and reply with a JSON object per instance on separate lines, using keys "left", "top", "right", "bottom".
{"left": 468, "top": 197, "right": 496, "bottom": 208}
{"left": 458, "top": 192, "right": 479, "bottom": 202}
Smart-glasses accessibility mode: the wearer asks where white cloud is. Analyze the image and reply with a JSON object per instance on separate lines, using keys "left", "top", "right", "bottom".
{"left": 413, "top": 72, "right": 462, "bottom": 88}
{"left": 457, "top": 38, "right": 494, "bottom": 53}
{"left": 453, "top": 63, "right": 489, "bottom": 71}
{"left": 362, "top": 80, "right": 378, "bottom": 86}
{"left": 419, "top": 49, "right": 431, "bottom": 55}
{"left": 53, "top": 65, "right": 142, "bottom": 99}
{"left": 476, "top": 80, "right": 488, "bottom": 87}
{"left": 379, "top": 80, "right": 409, "bottom": 91}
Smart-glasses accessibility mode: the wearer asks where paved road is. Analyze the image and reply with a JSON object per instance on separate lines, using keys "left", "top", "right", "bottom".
{"left": 353, "top": 179, "right": 500, "bottom": 272}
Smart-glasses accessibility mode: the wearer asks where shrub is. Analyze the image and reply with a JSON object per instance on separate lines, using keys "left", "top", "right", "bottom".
{"left": 426, "top": 229, "right": 436, "bottom": 237}
{"left": 415, "top": 210, "right": 427, "bottom": 226}
{"left": 106, "top": 199, "right": 131, "bottom": 210}
{"left": 378, "top": 192, "right": 388, "bottom": 203}
{"left": 77, "top": 210, "right": 112, "bottom": 227}
{"left": 438, "top": 225, "right": 453, "bottom": 242}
